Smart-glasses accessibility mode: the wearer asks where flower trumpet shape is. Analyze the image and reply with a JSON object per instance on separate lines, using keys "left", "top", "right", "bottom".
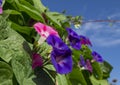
{"left": 79, "top": 35, "right": 92, "bottom": 46}
{"left": 92, "top": 51, "right": 103, "bottom": 63}
{"left": 79, "top": 56, "right": 92, "bottom": 72}
{"left": 33, "top": 22, "right": 59, "bottom": 39}
{"left": 47, "top": 35, "right": 73, "bottom": 74}
{"left": 66, "top": 28, "right": 92, "bottom": 50}
{"left": 66, "top": 28, "right": 81, "bottom": 50}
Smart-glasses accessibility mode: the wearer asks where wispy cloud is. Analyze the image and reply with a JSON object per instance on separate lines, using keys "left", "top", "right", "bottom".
{"left": 74, "top": 13, "right": 120, "bottom": 47}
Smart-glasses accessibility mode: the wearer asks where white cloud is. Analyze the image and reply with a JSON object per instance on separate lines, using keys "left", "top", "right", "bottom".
{"left": 74, "top": 13, "right": 120, "bottom": 47}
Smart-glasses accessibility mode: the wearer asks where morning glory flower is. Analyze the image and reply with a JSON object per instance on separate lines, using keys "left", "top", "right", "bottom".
{"left": 32, "top": 53, "right": 43, "bottom": 69}
{"left": 66, "top": 28, "right": 81, "bottom": 50}
{"left": 79, "top": 55, "right": 86, "bottom": 67}
{"left": 92, "top": 51, "right": 103, "bottom": 63}
{"left": 66, "top": 28, "right": 92, "bottom": 50}
{"left": 33, "top": 22, "right": 59, "bottom": 39}
{"left": 0, "top": 0, "right": 3, "bottom": 14}
{"left": 86, "top": 59, "right": 93, "bottom": 72}
{"left": 79, "top": 35, "right": 92, "bottom": 46}
{"left": 79, "top": 56, "right": 92, "bottom": 72}
{"left": 46, "top": 35, "right": 73, "bottom": 74}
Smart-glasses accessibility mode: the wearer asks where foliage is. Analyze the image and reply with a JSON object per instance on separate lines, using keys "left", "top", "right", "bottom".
{"left": 0, "top": 0, "right": 113, "bottom": 85}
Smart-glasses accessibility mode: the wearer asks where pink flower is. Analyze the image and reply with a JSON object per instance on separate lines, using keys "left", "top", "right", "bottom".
{"left": 0, "top": 6, "right": 2, "bottom": 14}
{"left": 32, "top": 53, "right": 43, "bottom": 69}
{"left": 33, "top": 22, "right": 59, "bottom": 38}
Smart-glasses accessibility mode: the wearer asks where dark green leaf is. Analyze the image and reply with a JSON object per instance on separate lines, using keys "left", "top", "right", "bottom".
{"left": 15, "top": 0, "right": 44, "bottom": 22}
{"left": 0, "top": 61, "right": 13, "bottom": 85}
{"left": 100, "top": 61, "right": 113, "bottom": 79}
{"left": 33, "top": 68, "right": 55, "bottom": 85}
{"left": 92, "top": 62, "right": 103, "bottom": 80}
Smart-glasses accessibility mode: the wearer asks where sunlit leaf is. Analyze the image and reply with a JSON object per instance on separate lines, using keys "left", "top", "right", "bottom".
{"left": 90, "top": 75, "right": 109, "bottom": 85}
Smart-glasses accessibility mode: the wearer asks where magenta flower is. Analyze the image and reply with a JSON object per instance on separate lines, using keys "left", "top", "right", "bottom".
{"left": 92, "top": 51, "right": 103, "bottom": 63}
{"left": 46, "top": 35, "right": 73, "bottom": 74}
{"left": 32, "top": 53, "right": 43, "bottom": 69}
{"left": 33, "top": 22, "right": 59, "bottom": 38}
{"left": 0, "top": 0, "right": 3, "bottom": 14}
{"left": 86, "top": 59, "right": 93, "bottom": 72}
{"left": 66, "top": 28, "right": 81, "bottom": 50}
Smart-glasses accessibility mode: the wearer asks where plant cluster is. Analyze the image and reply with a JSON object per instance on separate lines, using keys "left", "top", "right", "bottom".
{"left": 0, "top": 0, "right": 112, "bottom": 85}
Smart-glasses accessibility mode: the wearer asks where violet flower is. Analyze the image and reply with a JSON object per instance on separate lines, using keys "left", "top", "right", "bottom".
{"left": 79, "top": 35, "right": 92, "bottom": 46}
{"left": 66, "top": 28, "right": 92, "bottom": 50}
{"left": 66, "top": 28, "right": 81, "bottom": 50}
{"left": 79, "top": 55, "right": 86, "bottom": 67}
{"left": 32, "top": 53, "right": 43, "bottom": 69}
{"left": 0, "top": 0, "right": 3, "bottom": 14}
{"left": 92, "top": 51, "right": 103, "bottom": 63}
{"left": 79, "top": 56, "right": 92, "bottom": 72}
{"left": 46, "top": 35, "right": 73, "bottom": 74}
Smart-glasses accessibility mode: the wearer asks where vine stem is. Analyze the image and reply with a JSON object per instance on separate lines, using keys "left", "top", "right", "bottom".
{"left": 81, "top": 20, "right": 120, "bottom": 24}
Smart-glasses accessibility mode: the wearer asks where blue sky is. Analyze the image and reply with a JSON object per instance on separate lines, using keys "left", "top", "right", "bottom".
{"left": 42, "top": 0, "right": 120, "bottom": 84}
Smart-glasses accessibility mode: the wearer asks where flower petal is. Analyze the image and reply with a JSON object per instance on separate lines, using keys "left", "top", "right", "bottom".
{"left": 46, "top": 35, "right": 73, "bottom": 74}
{"left": 51, "top": 50, "right": 72, "bottom": 74}
{"left": 86, "top": 59, "right": 92, "bottom": 72}
{"left": 92, "top": 51, "right": 103, "bottom": 63}
{"left": 33, "top": 22, "right": 59, "bottom": 38}
{"left": 47, "top": 35, "right": 69, "bottom": 54}
{"left": 0, "top": 6, "right": 2, "bottom": 14}
{"left": 66, "top": 28, "right": 81, "bottom": 50}
{"left": 79, "top": 55, "right": 86, "bottom": 67}
{"left": 32, "top": 53, "right": 43, "bottom": 69}
{"left": 79, "top": 35, "right": 92, "bottom": 46}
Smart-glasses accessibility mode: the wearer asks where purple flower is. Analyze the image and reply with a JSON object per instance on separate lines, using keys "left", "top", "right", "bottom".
{"left": 79, "top": 55, "right": 86, "bottom": 67}
{"left": 46, "top": 35, "right": 73, "bottom": 74}
{"left": 66, "top": 28, "right": 81, "bottom": 50}
{"left": 79, "top": 56, "right": 92, "bottom": 72}
{"left": 32, "top": 53, "right": 43, "bottom": 69}
{"left": 86, "top": 59, "right": 93, "bottom": 72}
{"left": 0, "top": 0, "right": 3, "bottom": 14}
{"left": 79, "top": 35, "right": 92, "bottom": 46}
{"left": 92, "top": 51, "right": 103, "bottom": 63}
{"left": 0, "top": 0, "right": 2, "bottom": 6}
{"left": 66, "top": 28, "right": 92, "bottom": 50}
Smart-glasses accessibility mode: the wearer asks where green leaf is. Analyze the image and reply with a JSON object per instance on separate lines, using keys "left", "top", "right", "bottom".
{"left": 33, "top": 68, "right": 55, "bottom": 85}
{"left": 11, "top": 52, "right": 36, "bottom": 85}
{"left": 15, "top": 0, "right": 44, "bottom": 22}
{"left": 46, "top": 12, "right": 66, "bottom": 27}
{"left": 100, "top": 61, "right": 113, "bottom": 79}
{"left": 90, "top": 75, "right": 109, "bottom": 85}
{"left": 0, "top": 16, "right": 35, "bottom": 85}
{"left": 56, "top": 74, "right": 69, "bottom": 85}
{"left": 92, "top": 62, "right": 103, "bottom": 80}
{"left": 33, "top": 0, "right": 47, "bottom": 12}
{"left": 0, "top": 16, "right": 8, "bottom": 41}
{"left": 0, "top": 61, "right": 13, "bottom": 85}
{"left": 68, "top": 67, "right": 87, "bottom": 85}
{"left": 11, "top": 22, "right": 34, "bottom": 36}
{"left": 0, "top": 16, "right": 30, "bottom": 62}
